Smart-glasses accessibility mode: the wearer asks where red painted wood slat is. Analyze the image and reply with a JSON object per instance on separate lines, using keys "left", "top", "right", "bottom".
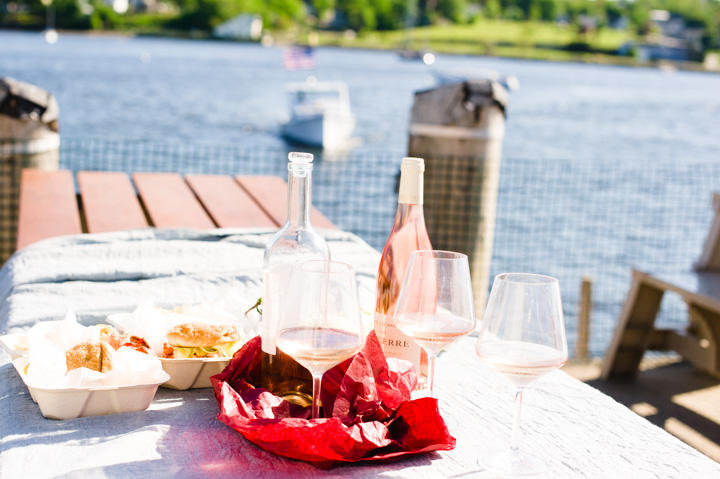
{"left": 16, "top": 169, "right": 83, "bottom": 249}
{"left": 236, "top": 175, "right": 337, "bottom": 230}
{"left": 185, "top": 174, "right": 275, "bottom": 228}
{"left": 77, "top": 171, "right": 148, "bottom": 233}
{"left": 132, "top": 172, "right": 215, "bottom": 229}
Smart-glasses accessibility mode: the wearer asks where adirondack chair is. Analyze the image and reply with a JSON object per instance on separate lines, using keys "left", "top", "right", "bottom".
{"left": 602, "top": 193, "right": 720, "bottom": 380}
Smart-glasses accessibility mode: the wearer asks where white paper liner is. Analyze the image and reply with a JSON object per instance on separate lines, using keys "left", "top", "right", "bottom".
{"left": 26, "top": 312, "right": 168, "bottom": 388}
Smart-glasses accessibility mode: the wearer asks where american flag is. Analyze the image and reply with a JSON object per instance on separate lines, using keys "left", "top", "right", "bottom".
{"left": 283, "top": 46, "right": 316, "bottom": 70}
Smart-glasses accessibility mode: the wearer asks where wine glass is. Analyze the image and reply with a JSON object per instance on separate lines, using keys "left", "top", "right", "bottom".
{"left": 475, "top": 273, "right": 568, "bottom": 476}
{"left": 275, "top": 260, "right": 364, "bottom": 419}
{"left": 393, "top": 250, "right": 476, "bottom": 397}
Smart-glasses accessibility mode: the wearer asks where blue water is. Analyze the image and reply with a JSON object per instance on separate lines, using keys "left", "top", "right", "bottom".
{"left": 3, "top": 30, "right": 720, "bottom": 355}
{"left": 3, "top": 31, "right": 718, "bottom": 161}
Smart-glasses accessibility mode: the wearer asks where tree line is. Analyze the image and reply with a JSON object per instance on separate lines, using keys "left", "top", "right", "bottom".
{"left": 2, "top": 0, "right": 719, "bottom": 51}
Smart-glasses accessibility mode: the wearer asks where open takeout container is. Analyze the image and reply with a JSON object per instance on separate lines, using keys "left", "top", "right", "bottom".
{"left": 107, "top": 306, "right": 256, "bottom": 390}
{"left": 159, "top": 357, "right": 231, "bottom": 390}
{"left": 12, "top": 357, "right": 170, "bottom": 420}
{"left": 3, "top": 332, "right": 237, "bottom": 391}
{"left": 0, "top": 333, "right": 28, "bottom": 359}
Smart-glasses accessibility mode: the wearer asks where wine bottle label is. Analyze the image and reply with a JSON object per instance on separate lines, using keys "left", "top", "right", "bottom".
{"left": 374, "top": 313, "right": 422, "bottom": 369}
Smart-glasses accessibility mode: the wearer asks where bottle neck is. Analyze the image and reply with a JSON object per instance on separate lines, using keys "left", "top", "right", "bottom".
{"left": 394, "top": 202, "right": 425, "bottom": 227}
{"left": 287, "top": 165, "right": 312, "bottom": 228}
{"left": 398, "top": 163, "right": 423, "bottom": 205}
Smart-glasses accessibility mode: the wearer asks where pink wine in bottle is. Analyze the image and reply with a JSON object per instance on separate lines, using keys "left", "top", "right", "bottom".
{"left": 374, "top": 157, "right": 431, "bottom": 388}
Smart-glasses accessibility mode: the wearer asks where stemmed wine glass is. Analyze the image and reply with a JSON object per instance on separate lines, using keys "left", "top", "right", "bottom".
{"left": 475, "top": 273, "right": 568, "bottom": 476}
{"left": 275, "top": 260, "right": 364, "bottom": 419}
{"left": 393, "top": 250, "right": 476, "bottom": 397}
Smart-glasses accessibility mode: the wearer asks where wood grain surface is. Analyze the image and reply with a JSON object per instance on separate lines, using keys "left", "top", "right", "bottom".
{"left": 133, "top": 172, "right": 215, "bottom": 229}
{"left": 77, "top": 171, "right": 148, "bottom": 233}
{"left": 16, "top": 169, "right": 82, "bottom": 249}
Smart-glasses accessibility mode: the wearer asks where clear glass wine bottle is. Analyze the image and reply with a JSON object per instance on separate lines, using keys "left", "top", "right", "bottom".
{"left": 261, "top": 151, "right": 330, "bottom": 406}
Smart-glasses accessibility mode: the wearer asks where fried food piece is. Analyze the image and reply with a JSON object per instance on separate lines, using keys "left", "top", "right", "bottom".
{"left": 123, "top": 336, "right": 150, "bottom": 354}
{"left": 65, "top": 341, "right": 113, "bottom": 373}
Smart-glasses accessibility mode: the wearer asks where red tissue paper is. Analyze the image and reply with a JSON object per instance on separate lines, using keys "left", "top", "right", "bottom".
{"left": 210, "top": 332, "right": 456, "bottom": 467}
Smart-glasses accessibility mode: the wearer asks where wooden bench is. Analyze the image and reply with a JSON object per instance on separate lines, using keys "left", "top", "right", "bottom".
{"left": 16, "top": 169, "right": 336, "bottom": 250}
{"left": 603, "top": 193, "right": 720, "bottom": 380}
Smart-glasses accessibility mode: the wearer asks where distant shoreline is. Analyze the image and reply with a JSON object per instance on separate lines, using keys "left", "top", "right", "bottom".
{"left": 2, "top": 27, "right": 715, "bottom": 74}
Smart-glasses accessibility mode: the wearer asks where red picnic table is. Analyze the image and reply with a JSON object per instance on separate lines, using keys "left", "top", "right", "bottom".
{"left": 16, "top": 169, "right": 336, "bottom": 249}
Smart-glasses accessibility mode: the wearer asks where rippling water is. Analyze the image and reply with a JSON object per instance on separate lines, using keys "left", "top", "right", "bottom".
{"left": 3, "top": 30, "right": 720, "bottom": 355}
{"left": 3, "top": 30, "right": 718, "bottom": 161}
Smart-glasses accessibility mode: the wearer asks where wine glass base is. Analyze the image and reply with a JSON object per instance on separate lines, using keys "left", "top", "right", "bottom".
{"left": 479, "top": 449, "right": 546, "bottom": 477}
{"left": 279, "top": 391, "right": 313, "bottom": 409}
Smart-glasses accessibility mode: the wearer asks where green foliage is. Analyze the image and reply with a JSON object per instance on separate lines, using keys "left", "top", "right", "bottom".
{"left": 312, "top": 0, "right": 336, "bottom": 20}
{"left": 438, "top": 0, "right": 467, "bottom": 23}
{"left": 166, "top": 0, "right": 304, "bottom": 31}
{"left": 89, "top": 0, "right": 120, "bottom": 29}
{"left": 529, "top": 3, "right": 541, "bottom": 21}
{"left": 484, "top": 0, "right": 502, "bottom": 19}
{"left": 54, "top": 0, "right": 90, "bottom": 28}
{"left": 537, "top": 0, "right": 560, "bottom": 21}
{"left": 337, "top": 0, "right": 416, "bottom": 31}
{"left": 2, "top": 0, "right": 719, "bottom": 55}
{"left": 604, "top": 1, "right": 621, "bottom": 25}
{"left": 629, "top": 1, "right": 651, "bottom": 34}
{"left": 339, "top": 0, "right": 377, "bottom": 30}
{"left": 265, "top": 0, "right": 306, "bottom": 28}
{"left": 503, "top": 5, "right": 525, "bottom": 20}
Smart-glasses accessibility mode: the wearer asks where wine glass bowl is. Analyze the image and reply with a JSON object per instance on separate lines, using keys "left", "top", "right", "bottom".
{"left": 275, "top": 260, "right": 364, "bottom": 419}
{"left": 393, "top": 250, "right": 476, "bottom": 397}
{"left": 476, "top": 273, "right": 568, "bottom": 386}
{"left": 475, "top": 272, "right": 568, "bottom": 476}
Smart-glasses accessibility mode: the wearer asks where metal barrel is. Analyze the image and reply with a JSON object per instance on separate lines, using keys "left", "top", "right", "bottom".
{"left": 0, "top": 77, "right": 60, "bottom": 264}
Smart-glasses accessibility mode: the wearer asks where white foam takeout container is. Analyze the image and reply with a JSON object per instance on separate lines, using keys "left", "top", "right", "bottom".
{"left": 106, "top": 309, "right": 245, "bottom": 390}
{"left": 159, "top": 357, "right": 232, "bottom": 390}
{"left": 0, "top": 333, "right": 29, "bottom": 359}
{"left": 3, "top": 330, "right": 235, "bottom": 391}
{"left": 11, "top": 357, "right": 170, "bottom": 420}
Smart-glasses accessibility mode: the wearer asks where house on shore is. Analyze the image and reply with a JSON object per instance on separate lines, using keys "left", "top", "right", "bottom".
{"left": 213, "top": 14, "right": 263, "bottom": 41}
{"left": 618, "top": 9, "right": 705, "bottom": 62}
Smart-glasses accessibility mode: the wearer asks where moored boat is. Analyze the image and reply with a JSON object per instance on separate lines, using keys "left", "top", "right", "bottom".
{"left": 281, "top": 79, "right": 355, "bottom": 150}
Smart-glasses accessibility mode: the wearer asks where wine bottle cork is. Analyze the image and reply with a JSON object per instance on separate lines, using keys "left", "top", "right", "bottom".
{"left": 399, "top": 157, "right": 425, "bottom": 205}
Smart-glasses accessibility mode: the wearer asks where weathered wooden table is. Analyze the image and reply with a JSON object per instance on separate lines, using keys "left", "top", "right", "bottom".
{"left": 4, "top": 169, "right": 720, "bottom": 477}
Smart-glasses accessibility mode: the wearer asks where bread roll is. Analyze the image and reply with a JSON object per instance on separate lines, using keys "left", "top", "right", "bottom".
{"left": 65, "top": 341, "right": 113, "bottom": 373}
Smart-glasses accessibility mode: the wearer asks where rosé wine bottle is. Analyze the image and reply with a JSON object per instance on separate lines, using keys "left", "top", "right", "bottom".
{"left": 374, "top": 157, "right": 430, "bottom": 388}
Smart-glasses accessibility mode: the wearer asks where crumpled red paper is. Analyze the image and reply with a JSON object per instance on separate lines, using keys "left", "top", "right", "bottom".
{"left": 211, "top": 332, "right": 456, "bottom": 467}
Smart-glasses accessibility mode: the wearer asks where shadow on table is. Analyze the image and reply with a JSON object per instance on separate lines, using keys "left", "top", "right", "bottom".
{"left": 2, "top": 362, "right": 441, "bottom": 478}
{"left": 147, "top": 413, "right": 441, "bottom": 478}
{"left": 0, "top": 365, "right": 220, "bottom": 454}
{"left": 585, "top": 359, "right": 720, "bottom": 462}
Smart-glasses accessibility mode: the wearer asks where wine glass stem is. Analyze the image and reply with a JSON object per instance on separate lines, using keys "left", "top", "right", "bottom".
{"left": 427, "top": 352, "right": 437, "bottom": 398}
{"left": 510, "top": 387, "right": 524, "bottom": 457}
{"left": 311, "top": 373, "right": 322, "bottom": 419}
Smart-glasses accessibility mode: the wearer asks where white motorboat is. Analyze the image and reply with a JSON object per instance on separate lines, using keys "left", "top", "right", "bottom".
{"left": 281, "top": 80, "right": 355, "bottom": 150}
